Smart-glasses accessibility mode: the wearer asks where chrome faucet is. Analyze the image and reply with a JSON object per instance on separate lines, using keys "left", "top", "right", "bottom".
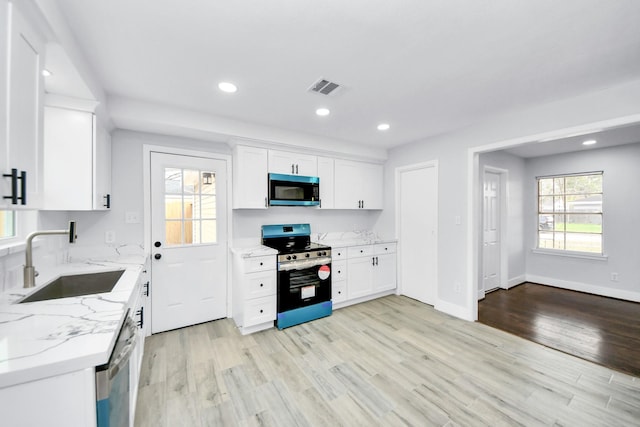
{"left": 24, "top": 221, "right": 77, "bottom": 288}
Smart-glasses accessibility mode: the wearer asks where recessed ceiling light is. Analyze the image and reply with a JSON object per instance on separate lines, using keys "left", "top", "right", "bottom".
{"left": 42, "top": 69, "right": 52, "bottom": 77}
{"left": 316, "top": 108, "right": 330, "bottom": 116}
{"left": 377, "top": 123, "right": 390, "bottom": 131}
{"left": 582, "top": 139, "right": 597, "bottom": 146}
{"left": 218, "top": 81, "right": 237, "bottom": 93}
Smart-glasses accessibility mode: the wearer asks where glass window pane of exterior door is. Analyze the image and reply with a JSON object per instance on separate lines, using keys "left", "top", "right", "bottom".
{"left": 164, "top": 167, "right": 217, "bottom": 246}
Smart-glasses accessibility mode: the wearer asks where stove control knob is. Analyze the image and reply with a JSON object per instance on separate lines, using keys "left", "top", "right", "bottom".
{"left": 322, "top": 251, "right": 327, "bottom": 256}
{"left": 292, "top": 255, "right": 297, "bottom": 260}
{"left": 317, "top": 251, "right": 322, "bottom": 256}
{"left": 286, "top": 255, "right": 292, "bottom": 260}
{"left": 305, "top": 253, "right": 310, "bottom": 258}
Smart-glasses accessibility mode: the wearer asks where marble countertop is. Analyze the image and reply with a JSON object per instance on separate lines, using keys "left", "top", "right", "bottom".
{"left": 313, "top": 231, "right": 397, "bottom": 248}
{"left": 0, "top": 260, "right": 144, "bottom": 389}
{"left": 230, "top": 245, "right": 278, "bottom": 258}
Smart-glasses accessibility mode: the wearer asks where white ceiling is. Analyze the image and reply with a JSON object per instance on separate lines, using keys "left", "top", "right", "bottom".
{"left": 51, "top": 0, "right": 640, "bottom": 150}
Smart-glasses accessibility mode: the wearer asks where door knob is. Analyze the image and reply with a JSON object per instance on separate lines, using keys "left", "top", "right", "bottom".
{"left": 154, "top": 253, "right": 162, "bottom": 260}
{"left": 154, "top": 241, "right": 162, "bottom": 247}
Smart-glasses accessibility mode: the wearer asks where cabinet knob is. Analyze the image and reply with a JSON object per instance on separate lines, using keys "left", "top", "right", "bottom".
{"left": 260, "top": 283, "right": 264, "bottom": 287}
{"left": 259, "top": 262, "right": 263, "bottom": 266}
{"left": 260, "top": 309, "right": 264, "bottom": 314}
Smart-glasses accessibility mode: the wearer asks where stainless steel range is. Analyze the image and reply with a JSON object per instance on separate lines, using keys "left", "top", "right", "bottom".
{"left": 261, "top": 224, "right": 332, "bottom": 329}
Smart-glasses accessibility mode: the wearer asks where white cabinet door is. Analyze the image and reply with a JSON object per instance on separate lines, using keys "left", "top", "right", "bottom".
{"left": 317, "top": 156, "right": 334, "bottom": 209}
{"left": 268, "top": 149, "right": 317, "bottom": 176}
{"left": 233, "top": 145, "right": 268, "bottom": 209}
{"left": 334, "top": 159, "right": 362, "bottom": 209}
{"left": 1, "top": 2, "right": 45, "bottom": 209}
{"left": 334, "top": 159, "right": 383, "bottom": 210}
{"left": 347, "top": 256, "right": 373, "bottom": 299}
{"left": 43, "top": 107, "right": 112, "bottom": 210}
{"left": 373, "top": 252, "right": 396, "bottom": 292}
{"left": 94, "top": 124, "right": 112, "bottom": 210}
{"left": 360, "top": 162, "right": 384, "bottom": 210}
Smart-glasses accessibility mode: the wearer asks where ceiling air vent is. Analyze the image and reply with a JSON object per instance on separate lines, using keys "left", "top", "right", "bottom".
{"left": 309, "top": 78, "right": 341, "bottom": 96}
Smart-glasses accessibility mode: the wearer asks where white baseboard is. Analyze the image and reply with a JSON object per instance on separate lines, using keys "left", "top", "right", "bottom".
{"left": 525, "top": 274, "right": 640, "bottom": 303}
{"left": 435, "top": 298, "right": 474, "bottom": 321}
{"left": 505, "top": 274, "right": 526, "bottom": 289}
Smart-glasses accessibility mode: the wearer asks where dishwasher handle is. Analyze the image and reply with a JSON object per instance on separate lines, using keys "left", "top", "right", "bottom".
{"left": 107, "top": 317, "right": 137, "bottom": 380}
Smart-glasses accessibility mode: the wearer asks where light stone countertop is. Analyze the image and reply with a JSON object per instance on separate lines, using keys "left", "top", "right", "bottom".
{"left": 230, "top": 245, "right": 278, "bottom": 258}
{"left": 0, "top": 259, "right": 145, "bottom": 389}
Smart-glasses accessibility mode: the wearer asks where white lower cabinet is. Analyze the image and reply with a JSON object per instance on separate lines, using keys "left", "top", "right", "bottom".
{"left": 232, "top": 252, "right": 277, "bottom": 334}
{"left": 0, "top": 368, "right": 97, "bottom": 427}
{"left": 333, "top": 242, "right": 397, "bottom": 308}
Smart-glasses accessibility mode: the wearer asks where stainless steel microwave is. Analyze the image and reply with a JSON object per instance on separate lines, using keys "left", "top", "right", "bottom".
{"left": 268, "top": 173, "right": 320, "bottom": 206}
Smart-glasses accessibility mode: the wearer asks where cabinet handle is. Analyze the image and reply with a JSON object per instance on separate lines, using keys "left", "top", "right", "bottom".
{"left": 136, "top": 306, "right": 144, "bottom": 328}
{"left": 103, "top": 194, "right": 111, "bottom": 208}
{"left": 362, "top": 200, "right": 364, "bottom": 209}
{"left": 295, "top": 164, "right": 299, "bottom": 174}
{"left": 291, "top": 164, "right": 295, "bottom": 174}
{"left": 372, "top": 257, "right": 375, "bottom": 266}
{"left": 143, "top": 281, "right": 149, "bottom": 297}
{"left": 3, "top": 168, "right": 18, "bottom": 204}
{"left": 376, "top": 256, "right": 379, "bottom": 266}
{"left": 3, "top": 169, "right": 26, "bottom": 205}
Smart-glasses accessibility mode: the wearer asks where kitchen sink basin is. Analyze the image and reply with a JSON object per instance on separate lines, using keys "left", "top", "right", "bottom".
{"left": 19, "top": 270, "right": 125, "bottom": 303}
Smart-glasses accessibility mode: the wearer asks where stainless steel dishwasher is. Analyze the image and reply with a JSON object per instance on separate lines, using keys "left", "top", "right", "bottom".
{"left": 96, "top": 314, "right": 137, "bottom": 427}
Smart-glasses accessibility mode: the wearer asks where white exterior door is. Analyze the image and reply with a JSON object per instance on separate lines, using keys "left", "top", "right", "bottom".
{"left": 397, "top": 162, "right": 438, "bottom": 305}
{"left": 482, "top": 170, "right": 501, "bottom": 297}
{"left": 150, "top": 152, "right": 228, "bottom": 333}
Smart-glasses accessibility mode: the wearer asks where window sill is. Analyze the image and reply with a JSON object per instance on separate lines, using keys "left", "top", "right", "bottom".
{"left": 0, "top": 240, "right": 40, "bottom": 258}
{"left": 531, "top": 248, "right": 608, "bottom": 261}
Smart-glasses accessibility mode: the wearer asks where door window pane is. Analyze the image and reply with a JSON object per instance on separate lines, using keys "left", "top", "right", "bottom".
{"left": 163, "top": 168, "right": 217, "bottom": 246}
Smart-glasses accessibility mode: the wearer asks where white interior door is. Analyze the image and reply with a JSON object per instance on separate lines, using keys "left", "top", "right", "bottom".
{"left": 150, "top": 152, "right": 228, "bottom": 333}
{"left": 397, "top": 162, "right": 438, "bottom": 305}
{"left": 482, "top": 170, "right": 501, "bottom": 297}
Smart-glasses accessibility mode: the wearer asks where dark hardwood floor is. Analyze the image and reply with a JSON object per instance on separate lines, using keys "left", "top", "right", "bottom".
{"left": 478, "top": 282, "right": 640, "bottom": 377}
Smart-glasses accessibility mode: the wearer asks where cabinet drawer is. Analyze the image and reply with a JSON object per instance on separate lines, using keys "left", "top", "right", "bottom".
{"left": 244, "top": 296, "right": 276, "bottom": 327}
{"left": 243, "top": 255, "right": 275, "bottom": 273}
{"left": 332, "top": 261, "right": 347, "bottom": 282}
{"left": 347, "top": 245, "right": 374, "bottom": 258}
{"left": 374, "top": 243, "right": 397, "bottom": 255}
{"left": 331, "top": 247, "right": 347, "bottom": 260}
{"left": 333, "top": 282, "right": 347, "bottom": 303}
{"left": 245, "top": 271, "right": 276, "bottom": 299}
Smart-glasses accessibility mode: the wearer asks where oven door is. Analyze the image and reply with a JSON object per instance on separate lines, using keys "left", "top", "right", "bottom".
{"left": 277, "top": 260, "right": 331, "bottom": 313}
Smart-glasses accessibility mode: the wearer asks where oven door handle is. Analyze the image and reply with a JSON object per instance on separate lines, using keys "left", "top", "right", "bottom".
{"left": 279, "top": 257, "right": 331, "bottom": 271}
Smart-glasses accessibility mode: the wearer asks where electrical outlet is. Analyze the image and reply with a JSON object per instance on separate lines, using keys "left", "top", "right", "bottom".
{"left": 610, "top": 272, "right": 619, "bottom": 282}
{"left": 454, "top": 281, "right": 461, "bottom": 293}
{"left": 105, "top": 230, "right": 115, "bottom": 244}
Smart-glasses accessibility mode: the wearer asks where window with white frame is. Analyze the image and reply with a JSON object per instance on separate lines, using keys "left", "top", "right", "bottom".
{"left": 0, "top": 210, "right": 16, "bottom": 240}
{"left": 537, "top": 172, "right": 603, "bottom": 254}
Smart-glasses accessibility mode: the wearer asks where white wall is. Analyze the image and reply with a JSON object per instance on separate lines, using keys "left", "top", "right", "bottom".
{"left": 375, "top": 77, "right": 640, "bottom": 319}
{"left": 478, "top": 151, "right": 526, "bottom": 288}
{"left": 524, "top": 142, "right": 640, "bottom": 300}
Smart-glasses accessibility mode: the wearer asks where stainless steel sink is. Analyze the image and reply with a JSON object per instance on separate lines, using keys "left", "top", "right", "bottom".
{"left": 18, "top": 270, "right": 125, "bottom": 303}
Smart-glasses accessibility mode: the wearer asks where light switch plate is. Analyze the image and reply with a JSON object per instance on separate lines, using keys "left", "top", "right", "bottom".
{"left": 125, "top": 211, "right": 140, "bottom": 224}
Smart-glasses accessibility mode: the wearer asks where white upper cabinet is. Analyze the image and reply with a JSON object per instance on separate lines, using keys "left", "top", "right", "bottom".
{"left": 43, "top": 106, "right": 112, "bottom": 210}
{"left": 317, "top": 156, "right": 334, "bottom": 209}
{"left": 268, "top": 149, "right": 317, "bottom": 176}
{"left": 334, "top": 159, "right": 383, "bottom": 210}
{"left": 233, "top": 145, "right": 268, "bottom": 209}
{"left": 1, "top": 1, "right": 45, "bottom": 209}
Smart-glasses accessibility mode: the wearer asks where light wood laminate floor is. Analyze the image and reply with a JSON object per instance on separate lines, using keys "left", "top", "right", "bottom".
{"left": 135, "top": 295, "right": 640, "bottom": 426}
